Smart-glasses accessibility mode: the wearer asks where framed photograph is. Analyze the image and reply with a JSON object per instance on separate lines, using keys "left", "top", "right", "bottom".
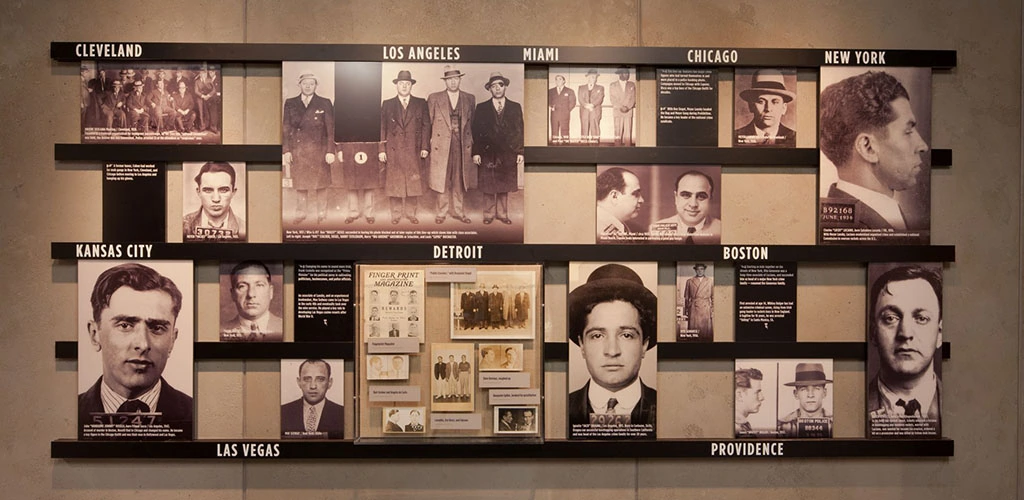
{"left": 450, "top": 270, "right": 536, "bottom": 340}
{"left": 734, "top": 359, "right": 781, "bottom": 438}
{"left": 676, "top": 262, "right": 714, "bottom": 342}
{"left": 548, "top": 65, "right": 637, "bottom": 146}
{"left": 219, "top": 261, "right": 285, "bottom": 342}
{"left": 430, "top": 343, "right": 475, "bottom": 412}
{"left": 366, "top": 354, "right": 410, "bottom": 381}
{"left": 362, "top": 268, "right": 424, "bottom": 343}
{"left": 776, "top": 359, "right": 834, "bottom": 438}
{"left": 280, "top": 358, "right": 344, "bottom": 439}
{"left": 382, "top": 407, "right": 426, "bottom": 434}
{"left": 494, "top": 406, "right": 539, "bottom": 434}
{"left": 733, "top": 68, "right": 798, "bottom": 147}
{"left": 182, "top": 161, "right": 247, "bottom": 242}
{"left": 478, "top": 343, "right": 523, "bottom": 371}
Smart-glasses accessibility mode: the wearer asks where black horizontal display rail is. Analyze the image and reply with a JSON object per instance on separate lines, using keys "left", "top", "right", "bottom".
{"left": 52, "top": 242, "right": 956, "bottom": 263}
{"left": 52, "top": 42, "right": 956, "bottom": 68}
{"left": 50, "top": 438, "right": 954, "bottom": 459}
{"left": 543, "top": 341, "right": 951, "bottom": 361}
{"left": 54, "top": 144, "right": 281, "bottom": 162}
{"left": 55, "top": 341, "right": 352, "bottom": 360}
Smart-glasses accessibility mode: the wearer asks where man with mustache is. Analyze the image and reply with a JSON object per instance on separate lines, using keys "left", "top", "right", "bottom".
{"left": 281, "top": 359, "right": 342, "bottom": 439}
{"left": 220, "top": 261, "right": 283, "bottom": 341}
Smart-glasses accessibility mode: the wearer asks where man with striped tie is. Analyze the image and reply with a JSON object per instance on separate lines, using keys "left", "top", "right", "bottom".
{"left": 281, "top": 359, "right": 344, "bottom": 439}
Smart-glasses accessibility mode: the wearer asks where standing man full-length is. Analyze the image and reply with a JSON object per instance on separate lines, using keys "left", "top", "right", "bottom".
{"left": 379, "top": 70, "right": 430, "bottom": 224}
{"left": 472, "top": 72, "right": 524, "bottom": 225}
{"left": 282, "top": 72, "right": 336, "bottom": 225}
{"left": 427, "top": 65, "right": 476, "bottom": 225}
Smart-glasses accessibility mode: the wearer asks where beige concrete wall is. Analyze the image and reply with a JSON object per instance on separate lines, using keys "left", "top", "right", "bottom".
{"left": 0, "top": 0, "right": 1019, "bottom": 498}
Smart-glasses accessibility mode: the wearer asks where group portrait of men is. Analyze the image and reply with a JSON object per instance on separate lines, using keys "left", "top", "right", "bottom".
{"left": 549, "top": 66, "right": 636, "bottom": 146}
{"left": 432, "top": 352, "right": 474, "bottom": 403}
{"left": 456, "top": 283, "right": 531, "bottom": 332}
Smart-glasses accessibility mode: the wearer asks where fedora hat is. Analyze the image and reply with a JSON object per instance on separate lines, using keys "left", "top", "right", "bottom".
{"left": 783, "top": 362, "right": 833, "bottom": 386}
{"left": 739, "top": 69, "right": 795, "bottom": 103}
{"left": 484, "top": 72, "right": 510, "bottom": 90}
{"left": 568, "top": 263, "right": 657, "bottom": 350}
{"left": 585, "top": 68, "right": 599, "bottom": 76}
{"left": 393, "top": 70, "right": 416, "bottom": 84}
{"left": 440, "top": 65, "right": 465, "bottom": 79}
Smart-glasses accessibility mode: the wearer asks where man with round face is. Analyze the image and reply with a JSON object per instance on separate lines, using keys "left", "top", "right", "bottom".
{"left": 388, "top": 290, "right": 399, "bottom": 305}
{"left": 282, "top": 71, "right": 336, "bottom": 225}
{"left": 649, "top": 170, "right": 722, "bottom": 244}
{"left": 368, "top": 356, "right": 384, "bottom": 379}
{"left": 734, "top": 69, "right": 796, "bottom": 147}
{"left": 519, "top": 409, "right": 536, "bottom": 431}
{"left": 595, "top": 167, "right": 644, "bottom": 237}
{"left": 220, "top": 261, "right": 283, "bottom": 341}
{"left": 172, "top": 80, "right": 196, "bottom": 133}
{"left": 282, "top": 359, "right": 343, "bottom": 439}
{"left": 480, "top": 347, "right": 500, "bottom": 370}
{"left": 501, "top": 346, "right": 519, "bottom": 369}
{"left": 390, "top": 356, "right": 406, "bottom": 379}
{"left": 379, "top": 70, "right": 429, "bottom": 225}
{"left": 426, "top": 65, "right": 475, "bottom": 225}
{"left": 734, "top": 367, "right": 764, "bottom": 436}
{"left": 78, "top": 263, "right": 192, "bottom": 435}
{"left": 405, "top": 409, "right": 424, "bottom": 432}
{"left": 183, "top": 162, "right": 246, "bottom": 241}
{"left": 548, "top": 74, "right": 575, "bottom": 144}
{"left": 472, "top": 71, "right": 524, "bottom": 226}
{"left": 777, "top": 362, "right": 833, "bottom": 437}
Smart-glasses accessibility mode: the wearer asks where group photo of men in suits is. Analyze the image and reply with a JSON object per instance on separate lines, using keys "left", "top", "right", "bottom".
{"left": 455, "top": 283, "right": 532, "bottom": 332}
{"left": 280, "top": 359, "right": 344, "bottom": 439}
{"left": 431, "top": 345, "right": 475, "bottom": 411}
{"left": 548, "top": 65, "right": 637, "bottom": 146}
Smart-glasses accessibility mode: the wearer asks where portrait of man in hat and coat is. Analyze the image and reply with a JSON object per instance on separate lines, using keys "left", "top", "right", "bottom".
{"left": 681, "top": 262, "right": 714, "bottom": 340}
{"left": 608, "top": 66, "right": 636, "bottom": 146}
{"left": 567, "top": 263, "right": 657, "bottom": 438}
{"left": 379, "top": 69, "right": 430, "bottom": 225}
{"left": 472, "top": 72, "right": 524, "bottom": 226}
{"left": 426, "top": 65, "right": 476, "bottom": 224}
{"left": 734, "top": 69, "right": 797, "bottom": 147}
{"left": 578, "top": 68, "right": 605, "bottom": 144}
{"left": 282, "top": 70, "right": 336, "bottom": 225}
{"left": 777, "top": 361, "right": 833, "bottom": 437}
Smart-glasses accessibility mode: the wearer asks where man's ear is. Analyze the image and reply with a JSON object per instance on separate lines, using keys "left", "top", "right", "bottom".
{"left": 169, "top": 328, "right": 178, "bottom": 354}
{"left": 88, "top": 320, "right": 102, "bottom": 351}
{"left": 853, "top": 132, "right": 880, "bottom": 164}
{"left": 935, "top": 319, "right": 943, "bottom": 350}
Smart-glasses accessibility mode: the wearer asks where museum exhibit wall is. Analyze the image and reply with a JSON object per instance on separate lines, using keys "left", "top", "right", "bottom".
{"left": 0, "top": 0, "right": 1020, "bottom": 498}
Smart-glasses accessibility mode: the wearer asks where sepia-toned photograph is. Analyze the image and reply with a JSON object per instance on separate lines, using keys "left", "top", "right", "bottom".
{"left": 362, "top": 268, "right": 424, "bottom": 343}
{"left": 733, "top": 68, "right": 798, "bottom": 147}
{"left": 478, "top": 343, "right": 523, "bottom": 371}
{"left": 776, "top": 359, "right": 834, "bottom": 438}
{"left": 430, "top": 343, "right": 475, "bottom": 412}
{"left": 382, "top": 406, "right": 426, "bottom": 433}
{"left": 548, "top": 65, "right": 637, "bottom": 146}
{"left": 219, "top": 261, "right": 285, "bottom": 342}
{"left": 450, "top": 270, "right": 536, "bottom": 340}
{"left": 77, "top": 261, "right": 194, "bottom": 440}
{"left": 676, "top": 262, "right": 714, "bottom": 342}
{"left": 494, "top": 406, "right": 539, "bottom": 434}
{"left": 182, "top": 161, "right": 247, "bottom": 242}
{"left": 81, "top": 61, "right": 221, "bottom": 144}
{"left": 366, "top": 354, "right": 410, "bottom": 381}
{"left": 734, "top": 359, "right": 781, "bottom": 438}
{"left": 280, "top": 358, "right": 344, "bottom": 439}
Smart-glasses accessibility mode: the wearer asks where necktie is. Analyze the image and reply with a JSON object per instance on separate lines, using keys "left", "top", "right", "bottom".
{"left": 606, "top": 397, "right": 618, "bottom": 414}
{"left": 685, "top": 226, "right": 696, "bottom": 245}
{"left": 248, "top": 323, "right": 260, "bottom": 341}
{"left": 762, "top": 131, "right": 772, "bottom": 145}
{"left": 497, "top": 100, "right": 504, "bottom": 115}
{"left": 305, "top": 406, "right": 317, "bottom": 432}
{"left": 896, "top": 398, "right": 921, "bottom": 416}
{"left": 118, "top": 400, "right": 151, "bottom": 413}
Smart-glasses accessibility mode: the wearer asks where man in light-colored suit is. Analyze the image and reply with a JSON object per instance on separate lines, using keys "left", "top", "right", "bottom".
{"left": 609, "top": 66, "right": 636, "bottom": 146}
{"left": 426, "top": 65, "right": 476, "bottom": 224}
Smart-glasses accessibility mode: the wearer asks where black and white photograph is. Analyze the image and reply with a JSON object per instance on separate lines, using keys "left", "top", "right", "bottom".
{"left": 676, "top": 262, "right": 714, "bottom": 342}
{"left": 77, "top": 261, "right": 194, "bottom": 440}
{"left": 568, "top": 262, "right": 657, "bottom": 440}
{"left": 81, "top": 61, "right": 221, "bottom": 144}
{"left": 382, "top": 407, "right": 426, "bottom": 434}
{"left": 866, "top": 263, "right": 942, "bottom": 438}
{"left": 596, "top": 165, "right": 722, "bottom": 244}
{"left": 478, "top": 343, "right": 524, "bottom": 372}
{"left": 219, "top": 261, "right": 284, "bottom": 342}
{"left": 182, "top": 162, "right": 247, "bottom": 242}
{"left": 548, "top": 65, "right": 637, "bottom": 146}
{"left": 733, "top": 68, "right": 798, "bottom": 147}
{"left": 280, "top": 358, "right": 344, "bottom": 439}
{"left": 431, "top": 343, "right": 475, "bottom": 412}
{"left": 776, "top": 359, "right": 834, "bottom": 438}
{"left": 367, "top": 354, "right": 410, "bottom": 381}
{"left": 818, "top": 67, "right": 932, "bottom": 245}
{"left": 494, "top": 406, "right": 538, "bottom": 434}
{"left": 362, "top": 268, "right": 424, "bottom": 342}
{"left": 450, "top": 270, "right": 536, "bottom": 340}
{"left": 734, "top": 360, "right": 780, "bottom": 438}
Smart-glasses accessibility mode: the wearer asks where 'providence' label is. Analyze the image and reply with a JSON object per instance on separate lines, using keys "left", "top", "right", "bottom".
{"left": 710, "top": 442, "right": 784, "bottom": 457}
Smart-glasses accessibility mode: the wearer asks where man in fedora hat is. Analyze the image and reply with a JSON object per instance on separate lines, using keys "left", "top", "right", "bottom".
{"left": 567, "top": 263, "right": 657, "bottom": 437}
{"left": 379, "top": 70, "right": 430, "bottom": 225}
{"left": 282, "top": 71, "right": 336, "bottom": 225}
{"left": 734, "top": 69, "right": 797, "bottom": 147}
{"left": 548, "top": 74, "right": 575, "bottom": 144}
{"left": 777, "top": 362, "right": 833, "bottom": 437}
{"left": 609, "top": 66, "right": 636, "bottom": 146}
{"left": 472, "top": 72, "right": 524, "bottom": 225}
{"left": 427, "top": 65, "right": 476, "bottom": 224}
{"left": 681, "top": 262, "right": 714, "bottom": 340}
{"left": 578, "top": 68, "right": 604, "bottom": 144}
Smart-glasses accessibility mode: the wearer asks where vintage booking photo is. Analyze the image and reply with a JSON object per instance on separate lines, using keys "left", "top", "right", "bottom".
{"left": 182, "top": 161, "right": 247, "bottom": 242}
{"left": 478, "top": 343, "right": 524, "bottom": 372}
{"left": 431, "top": 343, "right": 475, "bottom": 412}
{"left": 866, "top": 263, "right": 942, "bottom": 438}
{"left": 219, "top": 261, "right": 285, "bottom": 342}
{"left": 734, "top": 359, "right": 780, "bottom": 438}
{"left": 77, "top": 260, "right": 194, "bottom": 440}
{"left": 776, "top": 359, "right": 834, "bottom": 438}
{"left": 362, "top": 268, "right": 424, "bottom": 343}
{"left": 676, "top": 262, "right": 714, "bottom": 342}
{"left": 81, "top": 61, "right": 222, "bottom": 144}
{"left": 450, "top": 270, "right": 536, "bottom": 340}
{"left": 367, "top": 354, "right": 410, "bottom": 381}
{"left": 280, "top": 358, "right": 344, "bottom": 439}
{"left": 548, "top": 65, "right": 637, "bottom": 146}
{"left": 382, "top": 406, "right": 427, "bottom": 434}
{"left": 281, "top": 61, "right": 526, "bottom": 244}
{"left": 733, "top": 68, "right": 798, "bottom": 147}
{"left": 494, "top": 406, "right": 539, "bottom": 434}
{"left": 818, "top": 67, "right": 932, "bottom": 245}
{"left": 568, "top": 262, "right": 658, "bottom": 439}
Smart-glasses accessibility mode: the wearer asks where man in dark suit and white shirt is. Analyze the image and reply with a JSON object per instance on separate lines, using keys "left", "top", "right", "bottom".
{"left": 548, "top": 74, "right": 575, "bottom": 144}
{"left": 734, "top": 69, "right": 796, "bottom": 147}
{"left": 281, "top": 359, "right": 343, "bottom": 439}
{"left": 472, "top": 72, "right": 524, "bottom": 225}
{"left": 577, "top": 69, "right": 604, "bottom": 144}
{"left": 379, "top": 70, "right": 430, "bottom": 224}
{"left": 282, "top": 71, "right": 336, "bottom": 224}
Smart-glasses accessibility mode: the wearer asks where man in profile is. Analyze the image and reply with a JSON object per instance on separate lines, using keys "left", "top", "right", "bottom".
{"left": 220, "top": 261, "right": 283, "bottom": 341}
{"left": 778, "top": 362, "right": 833, "bottom": 437}
{"left": 379, "top": 70, "right": 430, "bottom": 225}
{"left": 734, "top": 69, "right": 796, "bottom": 146}
{"left": 384, "top": 409, "right": 403, "bottom": 432}
{"left": 472, "top": 72, "right": 524, "bottom": 226}
{"left": 609, "top": 66, "right": 636, "bottom": 146}
{"left": 480, "top": 347, "right": 500, "bottom": 370}
{"left": 578, "top": 69, "right": 604, "bottom": 144}
{"left": 183, "top": 162, "right": 246, "bottom": 241}
{"left": 734, "top": 367, "right": 764, "bottom": 436}
{"left": 78, "top": 263, "right": 193, "bottom": 437}
{"left": 548, "top": 74, "right": 575, "bottom": 144}
{"left": 427, "top": 65, "right": 475, "bottom": 225}
{"left": 499, "top": 410, "right": 515, "bottom": 431}
{"left": 567, "top": 263, "right": 657, "bottom": 435}
{"left": 595, "top": 167, "right": 644, "bottom": 237}
{"left": 405, "top": 409, "right": 424, "bottom": 432}
{"left": 681, "top": 263, "right": 714, "bottom": 340}
{"left": 649, "top": 170, "right": 721, "bottom": 244}
{"left": 282, "top": 71, "right": 336, "bottom": 225}
{"left": 281, "top": 359, "right": 343, "bottom": 439}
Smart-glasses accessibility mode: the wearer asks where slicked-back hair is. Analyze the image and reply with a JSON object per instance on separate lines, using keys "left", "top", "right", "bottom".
{"left": 735, "top": 368, "right": 764, "bottom": 389}
{"left": 194, "top": 161, "right": 237, "bottom": 188}
{"left": 819, "top": 71, "right": 910, "bottom": 168}
{"left": 673, "top": 170, "right": 715, "bottom": 197}
{"left": 596, "top": 167, "right": 633, "bottom": 200}
{"left": 90, "top": 263, "right": 182, "bottom": 323}
{"left": 869, "top": 265, "right": 943, "bottom": 321}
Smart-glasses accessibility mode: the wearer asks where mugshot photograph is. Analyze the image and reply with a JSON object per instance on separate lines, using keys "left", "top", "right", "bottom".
{"left": 182, "top": 161, "right": 247, "bottom": 242}
{"left": 219, "top": 261, "right": 285, "bottom": 342}
{"left": 280, "top": 358, "right": 344, "bottom": 439}
{"left": 776, "top": 360, "right": 834, "bottom": 438}
{"left": 733, "top": 68, "right": 798, "bottom": 147}
{"left": 647, "top": 165, "right": 723, "bottom": 245}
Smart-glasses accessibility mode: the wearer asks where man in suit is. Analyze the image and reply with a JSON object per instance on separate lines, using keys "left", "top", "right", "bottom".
{"left": 778, "top": 362, "right": 833, "bottom": 438}
{"left": 147, "top": 78, "right": 175, "bottom": 134}
{"left": 433, "top": 356, "right": 448, "bottom": 400}
{"left": 819, "top": 71, "right": 930, "bottom": 234}
{"left": 867, "top": 265, "right": 942, "bottom": 436}
{"left": 548, "top": 74, "right": 575, "bottom": 144}
{"left": 734, "top": 367, "right": 764, "bottom": 436}
{"left": 499, "top": 410, "right": 516, "bottom": 432}
{"left": 472, "top": 72, "right": 524, "bottom": 225}
{"left": 447, "top": 354, "right": 459, "bottom": 398}
{"left": 102, "top": 79, "right": 127, "bottom": 129}
{"left": 427, "top": 65, "right": 475, "bottom": 224}
{"left": 183, "top": 162, "right": 246, "bottom": 241}
{"left": 609, "top": 66, "right": 636, "bottom": 146}
{"left": 388, "top": 322, "right": 401, "bottom": 338}
{"left": 405, "top": 409, "right": 424, "bottom": 432}
{"left": 595, "top": 167, "right": 644, "bottom": 237}
{"left": 220, "top": 261, "right": 283, "bottom": 341}
{"left": 384, "top": 409, "right": 403, "bottom": 432}
{"left": 380, "top": 70, "right": 430, "bottom": 224}
{"left": 171, "top": 81, "right": 196, "bottom": 133}
{"left": 518, "top": 409, "right": 536, "bottom": 431}
{"left": 281, "top": 359, "right": 343, "bottom": 439}
{"left": 567, "top": 263, "right": 657, "bottom": 437}
{"left": 282, "top": 72, "right": 336, "bottom": 224}
{"left": 578, "top": 69, "right": 604, "bottom": 144}
{"left": 734, "top": 69, "right": 796, "bottom": 147}
{"left": 78, "top": 263, "right": 193, "bottom": 439}
{"left": 681, "top": 263, "right": 714, "bottom": 340}
{"left": 194, "top": 67, "right": 221, "bottom": 133}
{"left": 126, "top": 80, "right": 149, "bottom": 132}
{"left": 649, "top": 170, "right": 721, "bottom": 244}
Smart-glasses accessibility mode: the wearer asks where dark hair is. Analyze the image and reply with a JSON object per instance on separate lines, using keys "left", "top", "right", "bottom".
{"left": 819, "top": 71, "right": 910, "bottom": 168}
{"left": 735, "top": 368, "right": 763, "bottom": 389}
{"left": 388, "top": 409, "right": 399, "bottom": 417}
{"left": 194, "top": 161, "right": 237, "bottom": 188}
{"left": 90, "top": 263, "right": 182, "bottom": 323}
{"left": 673, "top": 170, "right": 715, "bottom": 197}
{"left": 230, "top": 260, "right": 271, "bottom": 287}
{"left": 571, "top": 290, "right": 656, "bottom": 348}
{"left": 596, "top": 167, "right": 633, "bottom": 200}
{"left": 299, "top": 358, "right": 331, "bottom": 378}
{"left": 869, "top": 265, "right": 943, "bottom": 321}
{"left": 410, "top": 409, "right": 421, "bottom": 416}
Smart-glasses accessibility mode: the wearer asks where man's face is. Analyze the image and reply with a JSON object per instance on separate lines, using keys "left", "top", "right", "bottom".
{"left": 371, "top": 307, "right": 379, "bottom": 315}
{"left": 483, "top": 350, "right": 494, "bottom": 362}
{"left": 618, "top": 72, "right": 629, "bottom": 81}
{"left": 674, "top": 174, "right": 712, "bottom": 226}
{"left": 694, "top": 266, "right": 706, "bottom": 278}
{"left": 750, "top": 93, "right": 787, "bottom": 129}
{"left": 297, "top": 361, "right": 331, "bottom": 405}
{"left": 870, "top": 97, "right": 929, "bottom": 191}
{"left": 231, "top": 266, "right": 273, "bottom": 321}
{"left": 738, "top": 380, "right": 764, "bottom": 415}
{"left": 445, "top": 76, "right": 461, "bottom": 92}
{"left": 196, "top": 171, "right": 235, "bottom": 219}
{"left": 437, "top": 356, "right": 443, "bottom": 363}
{"left": 88, "top": 287, "right": 178, "bottom": 399}
{"left": 555, "top": 76, "right": 565, "bottom": 87}
{"left": 299, "top": 78, "right": 317, "bottom": 96}
{"left": 523, "top": 411, "right": 534, "bottom": 424}
{"left": 586, "top": 73, "right": 598, "bottom": 85}
{"left": 370, "top": 356, "right": 382, "bottom": 371}
{"left": 389, "top": 291, "right": 398, "bottom": 302}
{"left": 156, "top": 80, "right": 165, "bottom": 91}
{"left": 795, "top": 384, "right": 826, "bottom": 413}
{"left": 178, "top": 82, "right": 186, "bottom": 94}
{"left": 488, "top": 81, "right": 506, "bottom": 99}
{"left": 392, "top": 357, "right": 404, "bottom": 371}
{"left": 449, "top": 355, "right": 455, "bottom": 362}
{"left": 872, "top": 278, "right": 942, "bottom": 379}
{"left": 461, "top": 355, "right": 467, "bottom": 362}
{"left": 410, "top": 411, "right": 421, "bottom": 424}
{"left": 613, "top": 172, "right": 644, "bottom": 222}
{"left": 502, "top": 411, "right": 513, "bottom": 423}
{"left": 396, "top": 80, "right": 412, "bottom": 97}
{"left": 505, "top": 349, "right": 516, "bottom": 363}
{"left": 580, "top": 300, "right": 647, "bottom": 392}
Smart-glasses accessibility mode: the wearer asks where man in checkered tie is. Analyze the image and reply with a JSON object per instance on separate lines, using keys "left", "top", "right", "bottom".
{"left": 280, "top": 359, "right": 344, "bottom": 439}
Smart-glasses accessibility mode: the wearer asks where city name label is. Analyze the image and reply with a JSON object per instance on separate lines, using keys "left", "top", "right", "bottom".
{"left": 722, "top": 246, "right": 769, "bottom": 260}
{"left": 75, "top": 43, "right": 143, "bottom": 58}
{"left": 824, "top": 50, "right": 887, "bottom": 65}
{"left": 75, "top": 243, "right": 154, "bottom": 259}
{"left": 710, "top": 441, "right": 784, "bottom": 457}
{"left": 433, "top": 245, "right": 484, "bottom": 260}
{"left": 216, "top": 442, "right": 281, "bottom": 458}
